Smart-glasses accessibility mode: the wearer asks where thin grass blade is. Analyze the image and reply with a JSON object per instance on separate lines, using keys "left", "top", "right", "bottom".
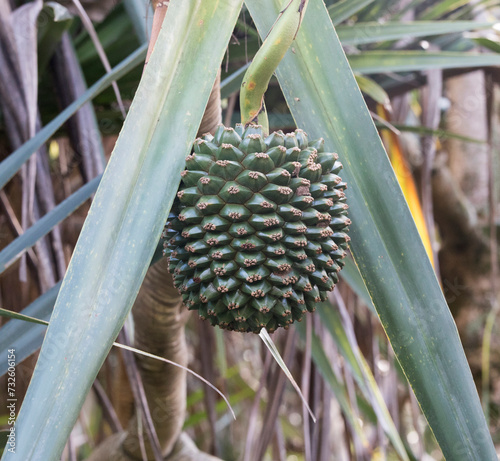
{"left": 113, "top": 342, "right": 235, "bottom": 420}
{"left": 259, "top": 329, "right": 316, "bottom": 422}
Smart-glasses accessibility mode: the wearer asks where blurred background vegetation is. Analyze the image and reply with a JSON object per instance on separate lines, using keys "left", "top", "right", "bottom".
{"left": 0, "top": 0, "right": 499, "bottom": 459}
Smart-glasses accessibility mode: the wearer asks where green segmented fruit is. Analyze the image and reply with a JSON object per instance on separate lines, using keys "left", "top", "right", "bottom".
{"left": 163, "top": 124, "right": 350, "bottom": 333}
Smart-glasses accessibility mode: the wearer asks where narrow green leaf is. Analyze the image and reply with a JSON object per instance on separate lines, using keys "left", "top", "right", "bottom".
{"left": 327, "top": 0, "right": 376, "bottom": 26}
{"left": 221, "top": 63, "right": 250, "bottom": 99}
{"left": 0, "top": 176, "right": 101, "bottom": 274}
{"left": 318, "top": 302, "right": 410, "bottom": 460}
{"left": 0, "top": 283, "right": 58, "bottom": 377}
{"left": 214, "top": 327, "right": 228, "bottom": 378}
{"left": 348, "top": 50, "right": 500, "bottom": 73}
{"left": 355, "top": 73, "right": 390, "bottom": 107}
{"left": 2, "top": 1, "right": 243, "bottom": 459}
{"left": 445, "top": 0, "right": 500, "bottom": 21}
{"left": 246, "top": 0, "right": 496, "bottom": 459}
{"left": 294, "top": 322, "right": 369, "bottom": 447}
{"left": 340, "top": 258, "right": 375, "bottom": 313}
{"left": 420, "top": 0, "right": 471, "bottom": 20}
{"left": 235, "top": 18, "right": 259, "bottom": 38}
{"left": 472, "top": 37, "right": 500, "bottom": 53}
{"left": 336, "top": 21, "right": 494, "bottom": 46}
{"left": 390, "top": 0, "right": 424, "bottom": 20}
{"left": 481, "top": 305, "right": 498, "bottom": 423}
{"left": 0, "top": 43, "right": 147, "bottom": 191}
{"left": 352, "top": 0, "right": 397, "bottom": 22}
{"left": 75, "top": 10, "right": 137, "bottom": 66}
{"left": 0, "top": 309, "right": 48, "bottom": 326}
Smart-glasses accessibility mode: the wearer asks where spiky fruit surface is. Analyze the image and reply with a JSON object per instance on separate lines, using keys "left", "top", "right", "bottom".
{"left": 163, "top": 124, "right": 350, "bottom": 333}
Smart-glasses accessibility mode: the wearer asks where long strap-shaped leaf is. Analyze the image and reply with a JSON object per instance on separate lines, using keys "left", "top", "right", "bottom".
{"left": 336, "top": 21, "right": 493, "bottom": 46}
{"left": 246, "top": 0, "right": 496, "bottom": 459}
{"left": 0, "top": 44, "right": 147, "bottom": 191}
{"left": 0, "top": 175, "right": 101, "bottom": 273}
{"left": 0, "top": 1, "right": 243, "bottom": 459}
{"left": 349, "top": 50, "right": 500, "bottom": 74}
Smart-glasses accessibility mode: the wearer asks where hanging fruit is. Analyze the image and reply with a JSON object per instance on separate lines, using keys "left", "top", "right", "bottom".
{"left": 163, "top": 0, "right": 350, "bottom": 333}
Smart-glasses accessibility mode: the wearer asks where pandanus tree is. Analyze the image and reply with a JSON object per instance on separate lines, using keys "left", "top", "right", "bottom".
{"left": 1, "top": 0, "right": 499, "bottom": 459}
